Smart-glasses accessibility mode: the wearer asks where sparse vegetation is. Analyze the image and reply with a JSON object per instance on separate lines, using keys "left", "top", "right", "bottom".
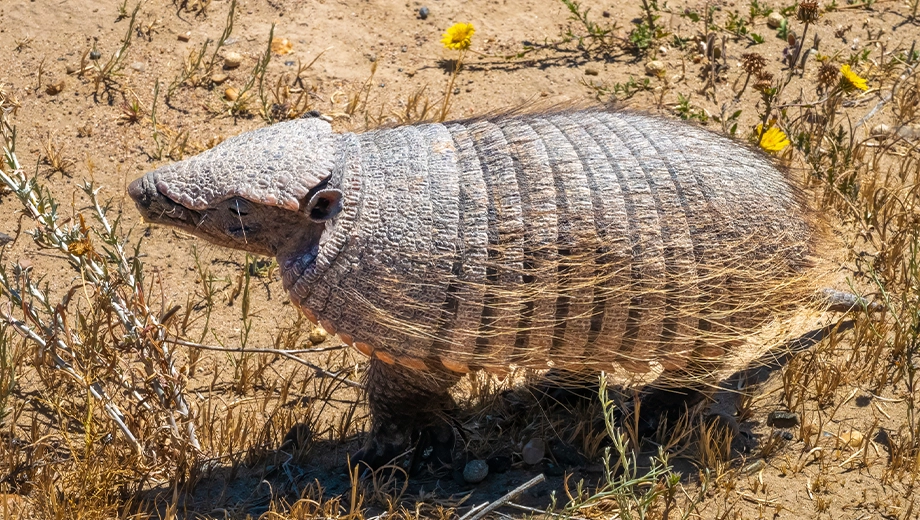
{"left": 0, "top": 0, "right": 919, "bottom": 518}
{"left": 166, "top": 0, "right": 236, "bottom": 103}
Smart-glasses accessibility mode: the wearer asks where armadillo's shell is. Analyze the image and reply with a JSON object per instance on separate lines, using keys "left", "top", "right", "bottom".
{"left": 288, "top": 110, "right": 822, "bottom": 382}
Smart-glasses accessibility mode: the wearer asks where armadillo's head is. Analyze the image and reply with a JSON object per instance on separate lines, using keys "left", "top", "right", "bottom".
{"left": 128, "top": 116, "right": 342, "bottom": 276}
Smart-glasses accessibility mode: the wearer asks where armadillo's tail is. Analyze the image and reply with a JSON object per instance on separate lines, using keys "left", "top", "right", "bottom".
{"left": 820, "top": 288, "right": 884, "bottom": 313}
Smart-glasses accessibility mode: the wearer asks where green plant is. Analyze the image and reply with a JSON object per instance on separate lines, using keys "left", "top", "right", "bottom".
{"left": 261, "top": 52, "right": 326, "bottom": 123}
{"left": 776, "top": 17, "right": 790, "bottom": 40}
{"left": 583, "top": 75, "right": 652, "bottom": 102}
{"left": 560, "top": 0, "right": 620, "bottom": 54}
{"left": 724, "top": 10, "right": 764, "bottom": 44}
{"left": 749, "top": 0, "right": 773, "bottom": 21}
{"left": 557, "top": 374, "right": 705, "bottom": 519}
{"left": 0, "top": 323, "right": 16, "bottom": 426}
{"left": 86, "top": 3, "right": 141, "bottom": 96}
{"left": 149, "top": 81, "right": 191, "bottom": 160}
{"left": 230, "top": 24, "right": 274, "bottom": 118}
{"left": 166, "top": 0, "right": 236, "bottom": 102}
{"left": 674, "top": 92, "right": 710, "bottom": 123}
{"left": 628, "top": 21, "right": 655, "bottom": 52}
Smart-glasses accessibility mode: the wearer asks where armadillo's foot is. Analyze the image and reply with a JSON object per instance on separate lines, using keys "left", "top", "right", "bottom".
{"left": 353, "top": 420, "right": 456, "bottom": 472}
{"left": 352, "top": 421, "right": 413, "bottom": 470}
{"left": 354, "top": 357, "right": 460, "bottom": 471}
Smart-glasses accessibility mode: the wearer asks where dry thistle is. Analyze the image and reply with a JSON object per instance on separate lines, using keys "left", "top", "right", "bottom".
{"left": 754, "top": 71, "right": 774, "bottom": 93}
{"left": 741, "top": 53, "right": 766, "bottom": 76}
{"left": 41, "top": 134, "right": 76, "bottom": 175}
{"left": 796, "top": 2, "right": 820, "bottom": 24}
{"left": 817, "top": 62, "right": 839, "bottom": 90}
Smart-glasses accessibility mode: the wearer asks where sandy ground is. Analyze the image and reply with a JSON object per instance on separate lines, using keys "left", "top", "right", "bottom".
{"left": 1, "top": 0, "right": 919, "bottom": 517}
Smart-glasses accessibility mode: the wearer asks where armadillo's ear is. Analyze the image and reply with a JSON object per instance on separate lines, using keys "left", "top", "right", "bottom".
{"left": 304, "top": 189, "right": 344, "bottom": 222}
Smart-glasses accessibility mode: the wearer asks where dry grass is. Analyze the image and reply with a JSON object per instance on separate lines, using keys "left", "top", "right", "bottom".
{"left": 0, "top": 0, "right": 919, "bottom": 518}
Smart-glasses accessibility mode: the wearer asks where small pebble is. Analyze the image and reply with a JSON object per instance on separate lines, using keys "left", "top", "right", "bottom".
{"left": 522, "top": 438, "right": 545, "bottom": 465}
{"left": 223, "top": 52, "right": 243, "bottom": 69}
{"left": 767, "top": 410, "right": 799, "bottom": 428}
{"left": 271, "top": 38, "right": 294, "bottom": 55}
{"left": 767, "top": 12, "right": 784, "bottom": 29}
{"left": 130, "top": 62, "right": 145, "bottom": 72}
{"left": 178, "top": 32, "right": 191, "bottom": 42}
{"left": 224, "top": 87, "right": 239, "bottom": 101}
{"left": 89, "top": 50, "right": 101, "bottom": 60}
{"left": 45, "top": 81, "right": 64, "bottom": 95}
{"left": 871, "top": 123, "right": 891, "bottom": 138}
{"left": 741, "top": 460, "right": 766, "bottom": 474}
{"left": 401, "top": 45, "right": 408, "bottom": 52}
{"left": 463, "top": 459, "right": 489, "bottom": 484}
{"left": 65, "top": 64, "right": 77, "bottom": 74}
{"left": 211, "top": 73, "right": 228, "bottom": 85}
{"left": 15, "top": 258, "right": 33, "bottom": 273}
{"left": 602, "top": 10, "right": 610, "bottom": 17}
{"left": 840, "top": 430, "right": 864, "bottom": 448}
{"left": 584, "top": 67, "right": 599, "bottom": 76}
{"left": 284, "top": 60, "right": 296, "bottom": 66}
{"left": 309, "top": 328, "right": 327, "bottom": 345}
{"left": 418, "top": 6, "right": 429, "bottom": 19}
{"left": 644, "top": 60, "right": 666, "bottom": 76}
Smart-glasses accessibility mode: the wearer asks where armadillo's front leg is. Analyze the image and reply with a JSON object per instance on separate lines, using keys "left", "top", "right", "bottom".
{"left": 355, "top": 357, "right": 461, "bottom": 470}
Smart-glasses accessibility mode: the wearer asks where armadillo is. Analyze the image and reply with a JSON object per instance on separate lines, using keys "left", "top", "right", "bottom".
{"left": 128, "top": 109, "right": 843, "bottom": 465}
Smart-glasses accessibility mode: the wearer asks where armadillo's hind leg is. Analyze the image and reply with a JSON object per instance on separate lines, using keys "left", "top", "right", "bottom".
{"left": 354, "top": 357, "right": 461, "bottom": 471}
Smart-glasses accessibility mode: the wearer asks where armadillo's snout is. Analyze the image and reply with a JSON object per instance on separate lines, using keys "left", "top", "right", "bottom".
{"left": 128, "top": 171, "right": 197, "bottom": 226}
{"left": 127, "top": 172, "right": 157, "bottom": 210}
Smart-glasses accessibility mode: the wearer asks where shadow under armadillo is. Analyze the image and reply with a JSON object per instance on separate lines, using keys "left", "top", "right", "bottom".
{"left": 138, "top": 320, "right": 859, "bottom": 517}
{"left": 344, "top": 317, "right": 861, "bottom": 478}
{"left": 535, "top": 318, "right": 858, "bottom": 441}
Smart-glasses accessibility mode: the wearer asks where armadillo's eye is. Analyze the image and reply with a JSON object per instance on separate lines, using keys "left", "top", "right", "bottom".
{"left": 228, "top": 198, "right": 250, "bottom": 216}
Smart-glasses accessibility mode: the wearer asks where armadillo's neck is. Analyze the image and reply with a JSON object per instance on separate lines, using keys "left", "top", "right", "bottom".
{"left": 285, "top": 132, "right": 363, "bottom": 296}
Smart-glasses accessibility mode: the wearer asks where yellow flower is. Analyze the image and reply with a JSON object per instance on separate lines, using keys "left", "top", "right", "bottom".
{"left": 839, "top": 64, "right": 868, "bottom": 92}
{"left": 757, "top": 124, "right": 790, "bottom": 153}
{"left": 441, "top": 23, "right": 475, "bottom": 51}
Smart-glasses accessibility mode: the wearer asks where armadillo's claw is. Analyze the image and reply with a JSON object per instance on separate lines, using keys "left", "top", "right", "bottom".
{"left": 821, "top": 288, "right": 884, "bottom": 313}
